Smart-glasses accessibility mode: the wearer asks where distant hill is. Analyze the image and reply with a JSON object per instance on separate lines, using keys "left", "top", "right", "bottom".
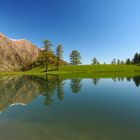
{"left": 0, "top": 33, "right": 39, "bottom": 71}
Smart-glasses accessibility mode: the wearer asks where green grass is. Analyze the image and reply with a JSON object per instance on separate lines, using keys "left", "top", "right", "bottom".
{"left": 0, "top": 67, "right": 44, "bottom": 76}
{"left": 48, "top": 65, "right": 140, "bottom": 73}
{"left": 1, "top": 65, "right": 140, "bottom": 78}
{"left": 47, "top": 65, "right": 140, "bottom": 78}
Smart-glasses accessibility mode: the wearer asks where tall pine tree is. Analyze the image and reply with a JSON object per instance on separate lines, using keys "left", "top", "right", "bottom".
{"left": 56, "top": 44, "right": 63, "bottom": 70}
{"left": 70, "top": 50, "right": 82, "bottom": 65}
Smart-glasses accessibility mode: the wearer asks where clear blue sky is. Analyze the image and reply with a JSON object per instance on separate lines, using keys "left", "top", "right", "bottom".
{"left": 0, "top": 0, "right": 140, "bottom": 64}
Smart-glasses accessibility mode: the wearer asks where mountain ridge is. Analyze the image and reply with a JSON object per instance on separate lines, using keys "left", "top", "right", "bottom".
{"left": 0, "top": 33, "right": 39, "bottom": 71}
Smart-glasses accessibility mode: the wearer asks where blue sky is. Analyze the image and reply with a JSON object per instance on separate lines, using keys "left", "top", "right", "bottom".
{"left": 0, "top": 0, "right": 140, "bottom": 64}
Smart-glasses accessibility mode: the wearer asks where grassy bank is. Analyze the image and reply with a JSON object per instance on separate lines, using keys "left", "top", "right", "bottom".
{"left": 1, "top": 65, "right": 140, "bottom": 78}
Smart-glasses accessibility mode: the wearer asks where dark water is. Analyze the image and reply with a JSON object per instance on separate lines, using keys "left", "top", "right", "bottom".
{"left": 0, "top": 75, "right": 140, "bottom": 140}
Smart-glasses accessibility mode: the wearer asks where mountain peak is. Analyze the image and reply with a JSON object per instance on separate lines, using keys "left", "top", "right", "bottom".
{"left": 9, "top": 38, "right": 26, "bottom": 41}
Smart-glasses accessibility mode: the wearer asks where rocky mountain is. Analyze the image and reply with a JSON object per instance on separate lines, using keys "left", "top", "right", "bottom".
{"left": 0, "top": 33, "right": 39, "bottom": 71}
{"left": 0, "top": 75, "right": 63, "bottom": 111}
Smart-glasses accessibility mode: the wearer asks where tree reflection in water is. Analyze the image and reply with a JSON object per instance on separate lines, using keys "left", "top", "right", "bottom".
{"left": 132, "top": 76, "right": 140, "bottom": 87}
{"left": 0, "top": 75, "right": 140, "bottom": 111}
{"left": 92, "top": 78, "right": 100, "bottom": 85}
{"left": 70, "top": 78, "right": 83, "bottom": 93}
{"left": 34, "top": 75, "right": 65, "bottom": 105}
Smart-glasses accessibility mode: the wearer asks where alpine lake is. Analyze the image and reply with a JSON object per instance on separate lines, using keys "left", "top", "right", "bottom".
{"left": 0, "top": 75, "right": 140, "bottom": 140}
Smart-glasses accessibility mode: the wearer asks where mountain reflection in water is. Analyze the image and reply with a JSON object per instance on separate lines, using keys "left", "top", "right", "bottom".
{"left": 0, "top": 75, "right": 140, "bottom": 112}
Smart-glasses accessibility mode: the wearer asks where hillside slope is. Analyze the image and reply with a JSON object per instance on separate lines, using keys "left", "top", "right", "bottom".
{"left": 0, "top": 33, "right": 39, "bottom": 71}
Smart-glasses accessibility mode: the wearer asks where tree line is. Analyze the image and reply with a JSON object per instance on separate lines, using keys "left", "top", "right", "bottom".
{"left": 110, "top": 53, "right": 140, "bottom": 65}
{"left": 38, "top": 40, "right": 140, "bottom": 69}
{"left": 22, "top": 39, "right": 140, "bottom": 71}
{"left": 37, "top": 40, "right": 64, "bottom": 72}
{"left": 91, "top": 52, "right": 140, "bottom": 65}
{"left": 36, "top": 40, "right": 82, "bottom": 71}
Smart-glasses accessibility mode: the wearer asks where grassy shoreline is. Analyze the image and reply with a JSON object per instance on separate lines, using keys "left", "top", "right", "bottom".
{"left": 1, "top": 65, "right": 140, "bottom": 78}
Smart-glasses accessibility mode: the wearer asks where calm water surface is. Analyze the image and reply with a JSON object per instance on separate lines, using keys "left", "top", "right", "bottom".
{"left": 0, "top": 75, "right": 140, "bottom": 140}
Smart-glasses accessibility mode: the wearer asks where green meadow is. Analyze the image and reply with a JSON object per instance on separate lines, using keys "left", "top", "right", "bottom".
{"left": 1, "top": 64, "right": 140, "bottom": 78}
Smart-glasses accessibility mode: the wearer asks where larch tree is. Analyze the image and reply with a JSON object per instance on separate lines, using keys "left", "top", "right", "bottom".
{"left": 69, "top": 50, "right": 82, "bottom": 65}
{"left": 42, "top": 40, "right": 53, "bottom": 72}
{"left": 56, "top": 44, "right": 63, "bottom": 70}
{"left": 126, "top": 58, "right": 131, "bottom": 65}
{"left": 92, "top": 57, "right": 99, "bottom": 65}
{"left": 111, "top": 58, "right": 116, "bottom": 65}
{"left": 117, "top": 59, "right": 120, "bottom": 65}
{"left": 133, "top": 53, "right": 139, "bottom": 64}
